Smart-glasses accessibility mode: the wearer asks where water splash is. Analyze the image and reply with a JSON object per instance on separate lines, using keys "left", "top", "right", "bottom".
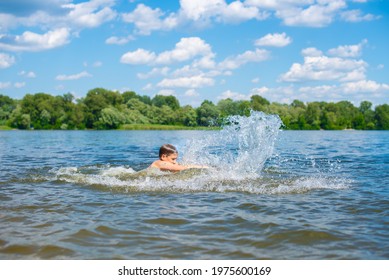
{"left": 41, "top": 165, "right": 349, "bottom": 194}
{"left": 183, "top": 111, "right": 283, "bottom": 176}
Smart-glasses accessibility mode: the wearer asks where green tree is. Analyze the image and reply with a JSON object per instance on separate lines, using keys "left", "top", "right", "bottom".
{"left": 196, "top": 100, "right": 220, "bottom": 126}
{"left": 40, "top": 109, "right": 51, "bottom": 128}
{"left": 127, "top": 98, "right": 150, "bottom": 115}
{"left": 8, "top": 105, "right": 31, "bottom": 129}
{"left": 99, "top": 107, "right": 126, "bottom": 129}
{"left": 83, "top": 88, "right": 123, "bottom": 128}
{"left": 122, "top": 91, "right": 137, "bottom": 104}
{"left": 151, "top": 95, "right": 180, "bottom": 110}
{"left": 177, "top": 105, "right": 197, "bottom": 126}
{"left": 359, "top": 101, "right": 375, "bottom": 129}
{"left": 321, "top": 111, "right": 338, "bottom": 130}
{"left": 250, "top": 95, "right": 270, "bottom": 112}
{"left": 334, "top": 101, "right": 358, "bottom": 129}
{"left": 122, "top": 108, "right": 149, "bottom": 124}
{"left": 291, "top": 99, "right": 306, "bottom": 109}
{"left": 0, "top": 94, "right": 16, "bottom": 124}
{"left": 217, "top": 98, "right": 241, "bottom": 118}
{"left": 305, "top": 102, "right": 324, "bottom": 129}
{"left": 60, "top": 93, "right": 85, "bottom": 129}
{"left": 375, "top": 104, "right": 389, "bottom": 130}
{"left": 20, "top": 93, "right": 63, "bottom": 129}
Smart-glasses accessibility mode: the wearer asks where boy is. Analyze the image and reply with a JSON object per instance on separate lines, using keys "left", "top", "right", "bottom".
{"left": 150, "top": 144, "right": 207, "bottom": 172}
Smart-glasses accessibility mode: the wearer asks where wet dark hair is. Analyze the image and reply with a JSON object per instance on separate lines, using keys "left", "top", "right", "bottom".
{"left": 159, "top": 144, "right": 178, "bottom": 159}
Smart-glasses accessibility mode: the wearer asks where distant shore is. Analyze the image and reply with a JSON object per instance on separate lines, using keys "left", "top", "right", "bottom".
{"left": 0, "top": 124, "right": 218, "bottom": 131}
{"left": 2, "top": 124, "right": 388, "bottom": 131}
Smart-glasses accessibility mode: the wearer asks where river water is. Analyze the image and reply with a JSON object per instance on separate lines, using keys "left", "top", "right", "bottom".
{"left": 0, "top": 113, "right": 388, "bottom": 259}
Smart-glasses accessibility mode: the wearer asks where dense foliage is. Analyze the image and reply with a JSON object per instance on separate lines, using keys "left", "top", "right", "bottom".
{"left": 1, "top": 88, "right": 388, "bottom": 130}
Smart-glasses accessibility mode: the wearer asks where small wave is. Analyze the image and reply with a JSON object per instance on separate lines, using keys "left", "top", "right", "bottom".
{"left": 41, "top": 165, "right": 349, "bottom": 194}
{"left": 0, "top": 244, "right": 75, "bottom": 259}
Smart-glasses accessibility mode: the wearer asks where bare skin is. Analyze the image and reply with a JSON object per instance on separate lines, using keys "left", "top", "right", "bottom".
{"left": 150, "top": 153, "right": 207, "bottom": 172}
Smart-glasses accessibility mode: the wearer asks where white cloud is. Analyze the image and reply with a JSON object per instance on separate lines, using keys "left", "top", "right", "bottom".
{"left": 105, "top": 35, "right": 134, "bottom": 45}
{"left": 18, "top": 70, "right": 36, "bottom": 78}
{"left": 250, "top": 84, "right": 346, "bottom": 104}
{"left": 280, "top": 48, "right": 368, "bottom": 82}
{"left": 155, "top": 37, "right": 213, "bottom": 64}
{"left": 137, "top": 67, "right": 170, "bottom": 79}
{"left": 157, "top": 89, "right": 176, "bottom": 96}
{"left": 185, "top": 89, "right": 200, "bottom": 97}
{"left": 340, "top": 9, "right": 380, "bottom": 22}
{"left": 255, "top": 32, "right": 292, "bottom": 47}
{"left": 119, "top": 0, "right": 380, "bottom": 36}
{"left": 250, "top": 85, "right": 296, "bottom": 104}
{"left": 217, "top": 90, "right": 250, "bottom": 100}
{"left": 142, "top": 83, "right": 153, "bottom": 91}
{"left": 282, "top": 1, "right": 347, "bottom": 27}
{"left": 0, "top": 0, "right": 116, "bottom": 55}
{"left": 192, "top": 54, "right": 216, "bottom": 69}
{"left": 220, "top": 1, "right": 266, "bottom": 23}
{"left": 327, "top": 39, "right": 367, "bottom": 58}
{"left": 247, "top": 0, "right": 348, "bottom": 27}
{"left": 179, "top": 0, "right": 267, "bottom": 24}
{"left": 248, "top": 80, "right": 389, "bottom": 105}
{"left": 179, "top": 0, "right": 227, "bottom": 22}
{"left": 0, "top": 53, "right": 15, "bottom": 68}
{"left": 171, "top": 65, "right": 204, "bottom": 78}
{"left": 219, "top": 48, "right": 270, "bottom": 70}
{"left": 296, "top": 81, "right": 389, "bottom": 104}
{"left": 280, "top": 40, "right": 368, "bottom": 82}
{"left": 61, "top": 0, "right": 117, "bottom": 28}
{"left": 1, "top": 0, "right": 117, "bottom": 32}
{"left": 291, "top": 42, "right": 371, "bottom": 85}
{"left": 122, "top": 1, "right": 268, "bottom": 35}
{"left": 122, "top": 4, "right": 178, "bottom": 35}
{"left": 252, "top": 77, "right": 260, "bottom": 83}
{"left": 341, "top": 80, "right": 389, "bottom": 94}
{"left": 122, "top": 37, "right": 271, "bottom": 93}
{"left": 56, "top": 71, "right": 92, "bottom": 81}
{"left": 14, "top": 82, "right": 26, "bottom": 88}
{"left": 301, "top": 47, "right": 323, "bottom": 57}
{"left": 0, "top": 28, "right": 70, "bottom": 52}
{"left": 121, "top": 37, "right": 214, "bottom": 66}
{"left": 0, "top": 82, "right": 11, "bottom": 89}
{"left": 157, "top": 75, "right": 214, "bottom": 88}
{"left": 120, "top": 48, "right": 156, "bottom": 64}
{"left": 93, "top": 61, "right": 102, "bottom": 67}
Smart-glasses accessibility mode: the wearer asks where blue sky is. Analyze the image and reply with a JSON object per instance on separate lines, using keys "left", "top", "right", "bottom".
{"left": 0, "top": 0, "right": 388, "bottom": 107}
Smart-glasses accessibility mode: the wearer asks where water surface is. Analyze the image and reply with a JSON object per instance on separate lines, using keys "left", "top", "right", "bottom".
{"left": 0, "top": 117, "right": 388, "bottom": 259}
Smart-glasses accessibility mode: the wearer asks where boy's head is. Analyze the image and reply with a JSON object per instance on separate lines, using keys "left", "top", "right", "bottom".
{"left": 159, "top": 144, "right": 178, "bottom": 163}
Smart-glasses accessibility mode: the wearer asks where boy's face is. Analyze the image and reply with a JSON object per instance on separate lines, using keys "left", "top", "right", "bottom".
{"left": 161, "top": 153, "right": 178, "bottom": 164}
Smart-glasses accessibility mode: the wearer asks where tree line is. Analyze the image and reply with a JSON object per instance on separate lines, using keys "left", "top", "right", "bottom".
{"left": 0, "top": 88, "right": 388, "bottom": 130}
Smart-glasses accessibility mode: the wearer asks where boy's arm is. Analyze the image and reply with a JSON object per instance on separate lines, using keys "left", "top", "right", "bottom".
{"left": 183, "top": 164, "right": 209, "bottom": 169}
{"left": 159, "top": 162, "right": 188, "bottom": 172}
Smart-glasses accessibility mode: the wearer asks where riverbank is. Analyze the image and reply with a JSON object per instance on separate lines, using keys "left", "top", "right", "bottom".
{"left": 0, "top": 124, "right": 218, "bottom": 131}
{"left": 118, "top": 124, "right": 218, "bottom": 130}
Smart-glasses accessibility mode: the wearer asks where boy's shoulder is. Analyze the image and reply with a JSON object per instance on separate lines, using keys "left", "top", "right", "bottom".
{"left": 151, "top": 160, "right": 167, "bottom": 168}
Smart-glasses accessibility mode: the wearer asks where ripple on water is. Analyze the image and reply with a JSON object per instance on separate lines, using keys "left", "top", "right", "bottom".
{"left": 144, "top": 218, "right": 190, "bottom": 226}
{"left": 268, "top": 229, "right": 344, "bottom": 245}
{"left": 94, "top": 225, "right": 139, "bottom": 236}
{"left": 0, "top": 244, "right": 75, "bottom": 259}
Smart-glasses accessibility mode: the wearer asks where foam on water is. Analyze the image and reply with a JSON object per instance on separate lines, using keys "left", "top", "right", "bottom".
{"left": 45, "top": 165, "right": 349, "bottom": 194}
{"left": 38, "top": 111, "right": 350, "bottom": 194}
